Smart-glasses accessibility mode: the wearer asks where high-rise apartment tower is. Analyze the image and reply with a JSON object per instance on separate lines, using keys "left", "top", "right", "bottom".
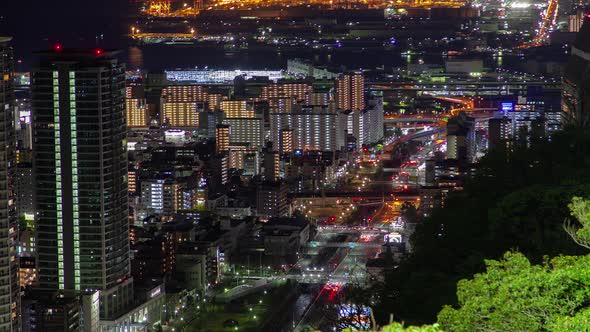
{"left": 0, "top": 36, "right": 20, "bottom": 332}
{"left": 32, "top": 49, "right": 132, "bottom": 319}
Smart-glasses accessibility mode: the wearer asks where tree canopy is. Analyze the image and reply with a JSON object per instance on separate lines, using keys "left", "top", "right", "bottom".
{"left": 438, "top": 251, "right": 590, "bottom": 332}
{"left": 368, "top": 196, "right": 590, "bottom": 332}
{"left": 373, "top": 128, "right": 590, "bottom": 325}
{"left": 342, "top": 322, "right": 441, "bottom": 332}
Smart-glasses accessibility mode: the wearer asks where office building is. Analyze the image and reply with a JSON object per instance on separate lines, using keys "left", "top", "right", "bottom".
{"left": 488, "top": 117, "right": 511, "bottom": 151}
{"left": 243, "top": 153, "right": 260, "bottom": 176}
{"left": 262, "top": 218, "right": 310, "bottom": 257}
{"left": 446, "top": 134, "right": 467, "bottom": 161}
{"left": 0, "top": 36, "right": 20, "bottom": 331}
{"left": 263, "top": 146, "right": 280, "bottom": 181}
{"left": 24, "top": 294, "right": 81, "bottom": 332}
{"left": 222, "top": 117, "right": 263, "bottom": 149}
{"left": 521, "top": 85, "right": 561, "bottom": 133}
{"left": 418, "top": 186, "right": 452, "bottom": 219}
{"left": 16, "top": 163, "right": 34, "bottom": 221}
{"left": 22, "top": 291, "right": 100, "bottom": 332}
{"left": 491, "top": 101, "right": 548, "bottom": 147}
{"left": 199, "top": 110, "right": 225, "bottom": 139}
{"left": 140, "top": 179, "right": 176, "bottom": 217}
{"left": 256, "top": 181, "right": 288, "bottom": 220}
{"left": 139, "top": 176, "right": 199, "bottom": 218}
{"left": 208, "top": 154, "right": 229, "bottom": 190}
{"left": 424, "top": 159, "right": 436, "bottom": 186}
{"left": 32, "top": 49, "right": 132, "bottom": 319}
{"left": 335, "top": 72, "right": 364, "bottom": 111}
{"left": 446, "top": 113, "right": 475, "bottom": 163}
{"left": 16, "top": 107, "right": 33, "bottom": 163}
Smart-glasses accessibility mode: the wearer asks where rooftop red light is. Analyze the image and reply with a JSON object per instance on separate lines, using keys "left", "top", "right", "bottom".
{"left": 95, "top": 49, "right": 102, "bottom": 55}
{"left": 55, "top": 44, "right": 62, "bottom": 51}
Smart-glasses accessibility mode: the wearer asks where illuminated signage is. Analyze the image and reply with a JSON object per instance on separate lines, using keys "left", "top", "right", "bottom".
{"left": 500, "top": 102, "right": 514, "bottom": 112}
{"left": 150, "top": 286, "right": 162, "bottom": 298}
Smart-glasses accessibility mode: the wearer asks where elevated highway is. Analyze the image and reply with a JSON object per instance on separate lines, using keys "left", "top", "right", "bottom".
{"left": 384, "top": 116, "right": 442, "bottom": 124}
{"left": 383, "top": 126, "right": 446, "bottom": 152}
{"left": 290, "top": 189, "right": 419, "bottom": 198}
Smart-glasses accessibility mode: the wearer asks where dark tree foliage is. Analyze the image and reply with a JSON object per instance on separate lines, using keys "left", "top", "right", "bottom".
{"left": 373, "top": 128, "right": 590, "bottom": 325}
{"left": 400, "top": 202, "right": 419, "bottom": 224}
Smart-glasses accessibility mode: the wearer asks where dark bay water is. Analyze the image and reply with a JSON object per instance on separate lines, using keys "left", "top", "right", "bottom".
{"left": 1, "top": 0, "right": 524, "bottom": 72}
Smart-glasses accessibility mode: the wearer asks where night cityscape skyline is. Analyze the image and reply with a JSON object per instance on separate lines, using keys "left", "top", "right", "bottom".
{"left": 2, "top": 0, "right": 590, "bottom": 331}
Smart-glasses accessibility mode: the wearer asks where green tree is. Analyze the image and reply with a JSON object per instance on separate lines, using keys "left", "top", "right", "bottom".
{"left": 381, "top": 323, "right": 442, "bottom": 332}
{"left": 342, "top": 322, "right": 441, "bottom": 332}
{"left": 551, "top": 308, "right": 590, "bottom": 332}
{"left": 432, "top": 197, "right": 590, "bottom": 332}
{"left": 373, "top": 128, "right": 590, "bottom": 325}
{"left": 438, "top": 251, "right": 590, "bottom": 332}
{"left": 564, "top": 196, "right": 590, "bottom": 249}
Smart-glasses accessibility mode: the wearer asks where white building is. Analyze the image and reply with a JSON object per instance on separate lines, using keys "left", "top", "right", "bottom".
{"left": 344, "top": 95, "right": 384, "bottom": 146}
{"left": 362, "top": 95, "right": 384, "bottom": 145}
{"left": 270, "top": 105, "right": 346, "bottom": 152}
